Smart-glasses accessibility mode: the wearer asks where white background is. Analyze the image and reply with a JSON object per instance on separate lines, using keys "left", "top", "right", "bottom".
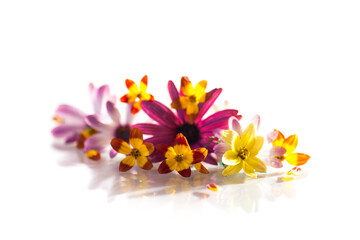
{"left": 1, "top": 1, "right": 359, "bottom": 239}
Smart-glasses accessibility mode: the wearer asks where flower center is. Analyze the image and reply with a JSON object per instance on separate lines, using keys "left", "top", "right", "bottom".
{"left": 275, "top": 155, "right": 286, "bottom": 161}
{"left": 174, "top": 154, "right": 183, "bottom": 162}
{"left": 189, "top": 95, "right": 197, "bottom": 103}
{"left": 176, "top": 123, "right": 200, "bottom": 145}
{"left": 238, "top": 148, "right": 249, "bottom": 160}
{"left": 115, "top": 125, "right": 131, "bottom": 142}
{"left": 130, "top": 148, "right": 141, "bottom": 159}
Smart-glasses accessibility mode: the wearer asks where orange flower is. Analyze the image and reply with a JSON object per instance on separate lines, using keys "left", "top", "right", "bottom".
{"left": 120, "top": 75, "right": 154, "bottom": 114}
{"left": 111, "top": 128, "right": 154, "bottom": 171}
{"left": 157, "top": 133, "right": 208, "bottom": 177}
{"left": 271, "top": 130, "right": 310, "bottom": 166}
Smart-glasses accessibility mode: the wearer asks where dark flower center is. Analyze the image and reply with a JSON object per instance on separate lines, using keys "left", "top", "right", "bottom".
{"left": 176, "top": 123, "right": 200, "bottom": 145}
{"left": 115, "top": 125, "right": 131, "bottom": 142}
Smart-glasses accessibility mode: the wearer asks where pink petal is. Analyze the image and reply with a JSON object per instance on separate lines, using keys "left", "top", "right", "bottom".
{"left": 252, "top": 114, "right": 260, "bottom": 131}
{"left": 198, "top": 110, "right": 240, "bottom": 131}
{"left": 51, "top": 124, "right": 84, "bottom": 138}
{"left": 168, "top": 80, "right": 185, "bottom": 123}
{"left": 196, "top": 88, "right": 222, "bottom": 122}
{"left": 132, "top": 123, "right": 174, "bottom": 135}
{"left": 106, "top": 101, "right": 120, "bottom": 124}
{"left": 55, "top": 104, "right": 86, "bottom": 123}
{"left": 228, "top": 116, "right": 242, "bottom": 136}
{"left": 85, "top": 115, "right": 113, "bottom": 133}
{"left": 271, "top": 146, "right": 287, "bottom": 156}
{"left": 214, "top": 143, "right": 231, "bottom": 157}
{"left": 109, "top": 149, "right": 118, "bottom": 158}
{"left": 65, "top": 134, "right": 79, "bottom": 144}
{"left": 83, "top": 133, "right": 110, "bottom": 152}
{"left": 93, "top": 85, "right": 110, "bottom": 115}
{"left": 141, "top": 101, "right": 181, "bottom": 128}
{"left": 267, "top": 130, "right": 279, "bottom": 143}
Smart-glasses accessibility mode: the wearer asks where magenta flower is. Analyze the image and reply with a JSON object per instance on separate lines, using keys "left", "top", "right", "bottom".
{"left": 51, "top": 84, "right": 115, "bottom": 150}
{"left": 84, "top": 101, "right": 134, "bottom": 159}
{"left": 133, "top": 80, "right": 241, "bottom": 165}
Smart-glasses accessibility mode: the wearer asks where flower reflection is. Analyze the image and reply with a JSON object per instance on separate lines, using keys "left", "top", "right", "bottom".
{"left": 55, "top": 149, "right": 299, "bottom": 213}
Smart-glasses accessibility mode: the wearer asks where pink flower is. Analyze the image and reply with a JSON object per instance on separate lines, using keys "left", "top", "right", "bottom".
{"left": 84, "top": 101, "right": 134, "bottom": 159}
{"left": 51, "top": 84, "right": 115, "bottom": 150}
{"left": 133, "top": 80, "right": 241, "bottom": 165}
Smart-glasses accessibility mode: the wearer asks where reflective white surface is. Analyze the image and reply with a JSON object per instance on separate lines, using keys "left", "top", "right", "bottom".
{"left": 1, "top": 0, "right": 360, "bottom": 239}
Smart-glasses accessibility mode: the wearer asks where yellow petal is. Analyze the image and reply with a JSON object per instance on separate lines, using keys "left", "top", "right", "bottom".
{"left": 176, "top": 160, "right": 191, "bottom": 171}
{"left": 181, "top": 76, "right": 195, "bottom": 96}
{"left": 165, "top": 158, "right": 177, "bottom": 171}
{"left": 283, "top": 134, "right": 298, "bottom": 154}
{"left": 249, "top": 136, "right": 264, "bottom": 157}
{"left": 129, "top": 128, "right": 143, "bottom": 149}
{"left": 233, "top": 135, "right": 241, "bottom": 152}
{"left": 182, "top": 151, "right": 194, "bottom": 165}
{"left": 222, "top": 164, "right": 243, "bottom": 176}
{"left": 186, "top": 102, "right": 199, "bottom": 115}
{"left": 140, "top": 75, "right": 148, "bottom": 93}
{"left": 272, "top": 129, "right": 285, "bottom": 146}
{"left": 221, "top": 130, "right": 238, "bottom": 146}
{"left": 125, "top": 79, "right": 139, "bottom": 95}
{"left": 243, "top": 161, "right": 257, "bottom": 178}
{"left": 240, "top": 123, "right": 255, "bottom": 148}
{"left": 136, "top": 156, "right": 153, "bottom": 170}
{"left": 222, "top": 150, "right": 241, "bottom": 166}
{"left": 285, "top": 153, "right": 310, "bottom": 166}
{"left": 194, "top": 80, "right": 207, "bottom": 101}
{"left": 246, "top": 157, "right": 267, "bottom": 173}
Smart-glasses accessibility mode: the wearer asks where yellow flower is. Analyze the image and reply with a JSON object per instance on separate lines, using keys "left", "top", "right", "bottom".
{"left": 171, "top": 76, "right": 208, "bottom": 116}
{"left": 271, "top": 129, "right": 310, "bottom": 166}
{"left": 221, "top": 123, "right": 266, "bottom": 177}
{"left": 111, "top": 128, "right": 154, "bottom": 171}
{"left": 120, "top": 75, "right": 154, "bottom": 114}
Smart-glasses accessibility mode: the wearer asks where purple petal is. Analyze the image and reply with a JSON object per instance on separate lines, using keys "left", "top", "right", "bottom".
{"left": 85, "top": 115, "right": 113, "bottom": 133}
{"left": 93, "top": 85, "right": 110, "bottom": 115}
{"left": 55, "top": 104, "right": 86, "bottom": 122}
{"left": 148, "top": 151, "right": 165, "bottom": 163}
{"left": 198, "top": 109, "right": 240, "bottom": 131}
{"left": 106, "top": 101, "right": 120, "bottom": 124}
{"left": 65, "top": 134, "right": 79, "bottom": 144}
{"left": 144, "top": 135, "right": 175, "bottom": 146}
{"left": 109, "top": 149, "right": 118, "bottom": 158}
{"left": 196, "top": 88, "right": 222, "bottom": 122}
{"left": 214, "top": 143, "right": 231, "bottom": 157}
{"left": 132, "top": 123, "right": 174, "bottom": 135}
{"left": 141, "top": 101, "right": 181, "bottom": 128}
{"left": 228, "top": 116, "right": 242, "bottom": 136}
{"left": 168, "top": 80, "right": 185, "bottom": 123}
{"left": 203, "top": 154, "right": 218, "bottom": 165}
{"left": 83, "top": 133, "right": 110, "bottom": 152}
{"left": 52, "top": 124, "right": 84, "bottom": 138}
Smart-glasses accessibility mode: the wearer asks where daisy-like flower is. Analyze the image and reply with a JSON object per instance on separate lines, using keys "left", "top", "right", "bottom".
{"left": 120, "top": 75, "right": 154, "bottom": 114}
{"left": 84, "top": 101, "right": 134, "bottom": 160}
{"left": 265, "top": 129, "right": 311, "bottom": 167}
{"left": 52, "top": 84, "right": 115, "bottom": 150}
{"left": 157, "top": 133, "right": 208, "bottom": 177}
{"left": 133, "top": 79, "right": 241, "bottom": 167}
{"left": 111, "top": 128, "right": 154, "bottom": 172}
{"left": 221, "top": 123, "right": 267, "bottom": 177}
{"left": 170, "top": 76, "right": 208, "bottom": 122}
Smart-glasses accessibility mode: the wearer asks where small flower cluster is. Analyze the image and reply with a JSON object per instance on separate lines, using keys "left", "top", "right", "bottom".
{"left": 52, "top": 76, "right": 310, "bottom": 178}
